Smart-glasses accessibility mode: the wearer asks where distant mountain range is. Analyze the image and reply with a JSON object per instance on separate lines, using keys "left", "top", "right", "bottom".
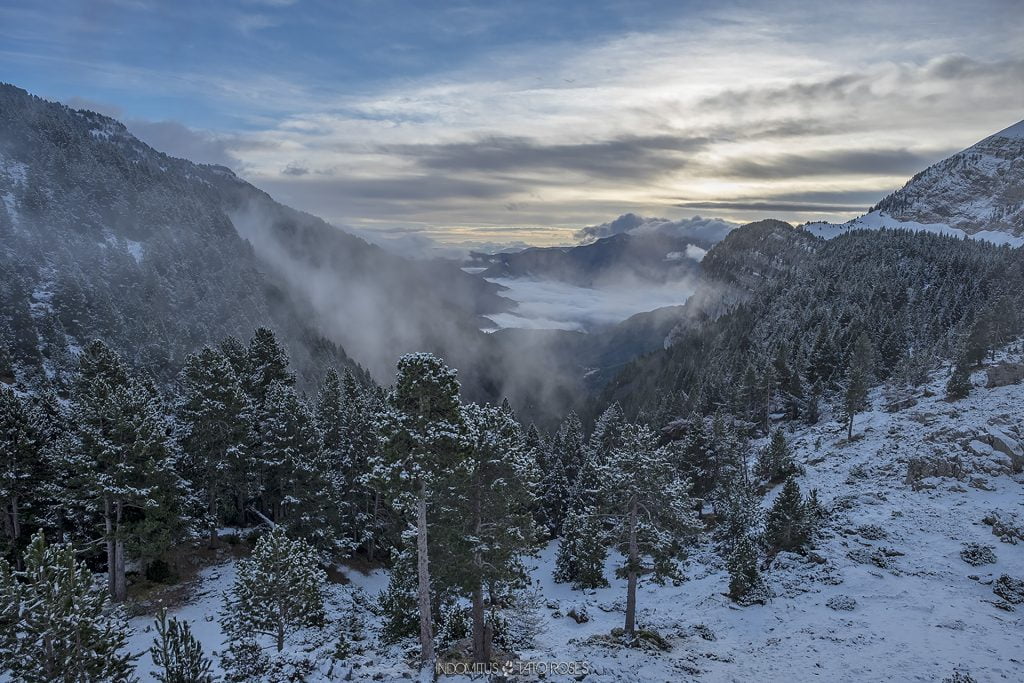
{"left": 2, "top": 81, "right": 1021, "bottom": 425}
{"left": 465, "top": 215, "right": 734, "bottom": 287}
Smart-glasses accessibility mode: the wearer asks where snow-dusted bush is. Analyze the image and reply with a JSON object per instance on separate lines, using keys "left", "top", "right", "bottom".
{"left": 992, "top": 574, "right": 1024, "bottom": 605}
{"left": 826, "top": 595, "right": 857, "bottom": 611}
{"left": 959, "top": 543, "right": 996, "bottom": 566}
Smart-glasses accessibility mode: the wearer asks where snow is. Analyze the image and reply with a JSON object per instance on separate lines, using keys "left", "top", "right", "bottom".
{"left": 804, "top": 210, "right": 1024, "bottom": 248}
{"left": 125, "top": 239, "right": 145, "bottom": 263}
{"left": 991, "top": 119, "right": 1024, "bottom": 140}
{"left": 120, "top": 350, "right": 1024, "bottom": 681}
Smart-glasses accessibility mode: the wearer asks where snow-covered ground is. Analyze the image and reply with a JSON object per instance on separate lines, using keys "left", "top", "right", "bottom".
{"left": 804, "top": 210, "right": 1024, "bottom": 248}
{"left": 125, "top": 358, "right": 1024, "bottom": 681}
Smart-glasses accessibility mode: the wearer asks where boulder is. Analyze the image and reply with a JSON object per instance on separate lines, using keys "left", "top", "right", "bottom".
{"left": 985, "top": 362, "right": 1024, "bottom": 388}
{"left": 983, "top": 427, "right": 1024, "bottom": 472}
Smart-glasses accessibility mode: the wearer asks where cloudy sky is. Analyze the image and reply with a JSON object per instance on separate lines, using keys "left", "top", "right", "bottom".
{"left": 2, "top": 0, "right": 1023, "bottom": 250}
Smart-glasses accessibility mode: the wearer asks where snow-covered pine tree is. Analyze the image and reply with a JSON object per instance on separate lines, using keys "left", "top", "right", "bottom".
{"left": 946, "top": 351, "right": 973, "bottom": 400}
{"left": 220, "top": 526, "right": 327, "bottom": 655}
{"left": 0, "top": 385, "right": 47, "bottom": 560}
{"left": 369, "top": 353, "right": 468, "bottom": 671}
{"left": 522, "top": 423, "right": 556, "bottom": 536}
{"left": 843, "top": 332, "right": 873, "bottom": 440}
{"left": 603, "top": 423, "right": 701, "bottom": 638}
{"left": 543, "top": 412, "right": 585, "bottom": 535}
{"left": 245, "top": 327, "right": 295, "bottom": 405}
{"left": 176, "top": 346, "right": 253, "bottom": 538}
{"left": 256, "top": 382, "right": 340, "bottom": 552}
{"left": 755, "top": 429, "right": 798, "bottom": 484}
{"left": 0, "top": 531, "right": 138, "bottom": 682}
{"left": 69, "top": 340, "right": 185, "bottom": 601}
{"left": 764, "top": 476, "right": 809, "bottom": 552}
{"left": 150, "top": 608, "right": 214, "bottom": 683}
{"left": 553, "top": 505, "right": 608, "bottom": 589}
{"left": 568, "top": 402, "right": 624, "bottom": 514}
{"left": 459, "top": 402, "right": 540, "bottom": 664}
{"left": 727, "top": 535, "right": 767, "bottom": 606}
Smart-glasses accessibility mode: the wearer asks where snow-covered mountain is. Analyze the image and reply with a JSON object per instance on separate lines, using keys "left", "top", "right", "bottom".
{"left": 806, "top": 119, "right": 1024, "bottom": 244}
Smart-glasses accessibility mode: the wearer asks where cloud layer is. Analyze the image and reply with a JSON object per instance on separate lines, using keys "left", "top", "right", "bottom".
{"left": 9, "top": 0, "right": 1022, "bottom": 248}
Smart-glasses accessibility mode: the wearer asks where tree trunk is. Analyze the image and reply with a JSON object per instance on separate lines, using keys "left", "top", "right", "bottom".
{"left": 367, "top": 491, "right": 380, "bottom": 563}
{"left": 471, "top": 474, "right": 487, "bottom": 664}
{"left": 113, "top": 501, "right": 127, "bottom": 602}
{"left": 624, "top": 498, "right": 639, "bottom": 637}
{"left": 209, "top": 490, "right": 218, "bottom": 543}
{"left": 472, "top": 585, "right": 486, "bottom": 664}
{"left": 9, "top": 495, "right": 19, "bottom": 542}
{"left": 104, "top": 497, "right": 116, "bottom": 600}
{"left": 847, "top": 413, "right": 854, "bottom": 440}
{"left": 416, "top": 484, "right": 435, "bottom": 670}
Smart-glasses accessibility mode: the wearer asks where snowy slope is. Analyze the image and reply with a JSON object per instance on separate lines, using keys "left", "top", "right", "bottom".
{"left": 122, "top": 351, "right": 1024, "bottom": 682}
{"left": 804, "top": 119, "right": 1024, "bottom": 245}
{"left": 803, "top": 209, "right": 1024, "bottom": 247}
{"left": 872, "top": 119, "right": 1024, "bottom": 235}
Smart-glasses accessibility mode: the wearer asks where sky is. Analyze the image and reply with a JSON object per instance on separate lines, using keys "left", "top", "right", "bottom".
{"left": 2, "top": 0, "right": 1023, "bottom": 252}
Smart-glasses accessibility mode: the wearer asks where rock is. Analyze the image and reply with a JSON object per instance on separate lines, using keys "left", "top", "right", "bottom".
{"left": 885, "top": 396, "right": 918, "bottom": 412}
{"left": 826, "top": 595, "right": 857, "bottom": 611}
{"left": 982, "top": 426, "right": 1024, "bottom": 473}
{"left": 960, "top": 543, "right": 997, "bottom": 566}
{"left": 566, "top": 606, "right": 589, "bottom": 623}
{"left": 985, "top": 361, "right": 1024, "bottom": 388}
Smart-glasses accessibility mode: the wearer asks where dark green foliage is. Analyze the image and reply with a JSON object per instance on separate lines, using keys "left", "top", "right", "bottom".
{"left": 946, "top": 353, "right": 973, "bottom": 400}
{"left": 220, "top": 527, "right": 327, "bottom": 656}
{"left": 150, "top": 608, "right": 214, "bottom": 683}
{"left": 554, "top": 506, "right": 609, "bottom": 589}
{"left": 843, "top": 332, "right": 874, "bottom": 439}
{"left": 603, "top": 227, "right": 1024, "bottom": 422}
{"left": 0, "top": 531, "right": 138, "bottom": 682}
{"left": 764, "top": 477, "right": 810, "bottom": 552}
{"left": 756, "top": 429, "right": 798, "bottom": 483}
{"left": 727, "top": 535, "right": 766, "bottom": 605}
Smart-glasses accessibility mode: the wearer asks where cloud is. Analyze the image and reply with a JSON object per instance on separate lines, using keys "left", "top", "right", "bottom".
{"left": 126, "top": 120, "right": 241, "bottom": 167}
{"left": 575, "top": 213, "right": 736, "bottom": 244}
{"left": 392, "top": 134, "right": 709, "bottom": 181}
{"left": 281, "top": 163, "right": 310, "bottom": 176}
{"left": 717, "top": 148, "right": 955, "bottom": 179}
{"left": 64, "top": 96, "right": 123, "bottom": 118}
{"left": 484, "top": 277, "right": 695, "bottom": 331}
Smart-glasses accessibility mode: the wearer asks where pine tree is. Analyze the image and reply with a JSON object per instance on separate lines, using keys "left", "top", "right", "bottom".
{"left": 220, "top": 527, "right": 326, "bottom": 654}
{"left": 150, "top": 608, "right": 214, "bottom": 683}
{"left": 69, "top": 340, "right": 185, "bottom": 601}
{"left": 0, "top": 531, "right": 138, "bottom": 682}
{"left": 245, "top": 327, "right": 294, "bottom": 404}
{"left": 756, "top": 429, "right": 798, "bottom": 483}
{"left": 0, "top": 385, "right": 46, "bottom": 559}
{"left": 459, "top": 403, "right": 540, "bottom": 664}
{"left": 543, "top": 412, "right": 585, "bottom": 534}
{"left": 553, "top": 505, "right": 608, "bottom": 589}
{"left": 946, "top": 352, "right": 973, "bottom": 400}
{"left": 844, "top": 332, "right": 873, "bottom": 440}
{"left": 764, "top": 476, "right": 809, "bottom": 552}
{"left": 176, "top": 346, "right": 252, "bottom": 537}
{"left": 727, "top": 535, "right": 767, "bottom": 605}
{"left": 603, "top": 424, "right": 701, "bottom": 638}
{"left": 256, "top": 383, "right": 339, "bottom": 552}
{"left": 369, "top": 353, "right": 468, "bottom": 671}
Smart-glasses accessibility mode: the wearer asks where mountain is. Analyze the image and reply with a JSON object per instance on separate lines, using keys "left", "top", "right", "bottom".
{"left": 467, "top": 214, "right": 734, "bottom": 287}
{"left": 0, "top": 83, "right": 511, "bottom": 388}
{"left": 873, "top": 119, "right": 1024, "bottom": 235}
{"left": 805, "top": 120, "right": 1024, "bottom": 244}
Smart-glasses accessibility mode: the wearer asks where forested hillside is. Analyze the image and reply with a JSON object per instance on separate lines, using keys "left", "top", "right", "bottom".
{"left": 602, "top": 223, "right": 1024, "bottom": 426}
